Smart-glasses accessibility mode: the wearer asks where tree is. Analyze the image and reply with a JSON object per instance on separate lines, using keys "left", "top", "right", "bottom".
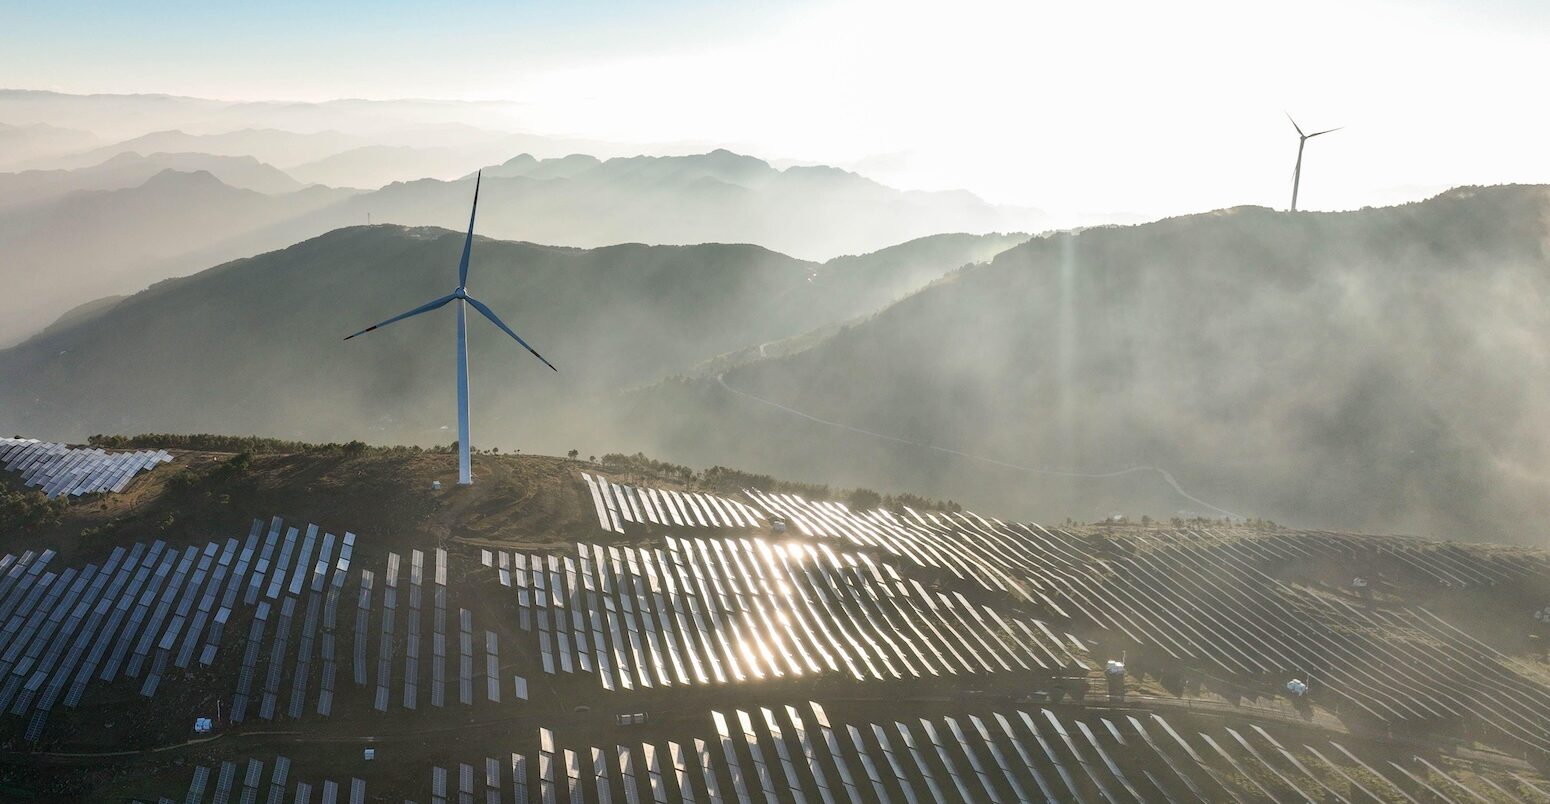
{"left": 847, "top": 488, "right": 882, "bottom": 511}
{"left": 568, "top": 449, "right": 579, "bottom": 460}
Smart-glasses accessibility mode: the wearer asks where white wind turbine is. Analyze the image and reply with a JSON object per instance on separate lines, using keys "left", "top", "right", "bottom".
{"left": 344, "top": 171, "right": 556, "bottom": 485}
{"left": 1287, "top": 114, "right": 1341, "bottom": 212}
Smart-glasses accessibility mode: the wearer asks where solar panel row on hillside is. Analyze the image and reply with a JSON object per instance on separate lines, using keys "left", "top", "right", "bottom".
{"left": 578, "top": 472, "right": 763, "bottom": 534}
{"left": 744, "top": 488, "right": 1550, "bottom": 759}
{"left": 255, "top": 701, "right": 1512, "bottom": 804}
{"left": 175, "top": 754, "right": 363, "bottom": 804}
{"left": 0, "top": 437, "right": 172, "bottom": 498}
{"left": 495, "top": 536, "right": 1084, "bottom": 692}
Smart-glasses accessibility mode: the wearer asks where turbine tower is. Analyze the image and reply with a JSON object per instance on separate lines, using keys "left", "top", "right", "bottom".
{"left": 344, "top": 171, "right": 556, "bottom": 485}
{"left": 1287, "top": 114, "right": 1341, "bottom": 212}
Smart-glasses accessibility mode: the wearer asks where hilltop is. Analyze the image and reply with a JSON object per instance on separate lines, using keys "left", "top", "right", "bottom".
{"left": 1, "top": 435, "right": 1549, "bottom": 800}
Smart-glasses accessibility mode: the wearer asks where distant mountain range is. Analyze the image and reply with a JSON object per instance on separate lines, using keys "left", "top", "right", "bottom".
{"left": 0, "top": 151, "right": 303, "bottom": 210}
{"left": 0, "top": 121, "right": 100, "bottom": 169}
{"left": 0, "top": 149, "right": 1045, "bottom": 345}
{"left": 0, "top": 225, "right": 1021, "bottom": 451}
{"left": 31, "top": 127, "right": 372, "bottom": 171}
{"left": 0, "top": 169, "right": 358, "bottom": 345}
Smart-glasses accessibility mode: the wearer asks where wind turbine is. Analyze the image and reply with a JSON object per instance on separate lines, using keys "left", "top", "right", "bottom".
{"left": 344, "top": 171, "right": 556, "bottom": 486}
{"left": 1287, "top": 114, "right": 1341, "bottom": 212}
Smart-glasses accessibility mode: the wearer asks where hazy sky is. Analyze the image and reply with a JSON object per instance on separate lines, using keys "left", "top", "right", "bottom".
{"left": 3, "top": 0, "right": 1548, "bottom": 215}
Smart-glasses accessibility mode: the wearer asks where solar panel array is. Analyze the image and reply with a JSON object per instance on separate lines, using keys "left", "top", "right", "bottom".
{"left": 174, "top": 754, "right": 363, "bottom": 804}
{"left": 172, "top": 703, "right": 1547, "bottom": 802}
{"left": 0, "top": 437, "right": 172, "bottom": 498}
{"left": 0, "top": 516, "right": 527, "bottom": 742}
{"left": 487, "top": 535, "right": 1086, "bottom": 692}
{"left": 747, "top": 489, "right": 1550, "bottom": 759}
{"left": 579, "top": 471, "right": 763, "bottom": 534}
{"left": 4, "top": 481, "right": 1542, "bottom": 802}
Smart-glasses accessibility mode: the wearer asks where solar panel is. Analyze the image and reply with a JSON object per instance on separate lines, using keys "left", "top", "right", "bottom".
{"left": 539, "top": 750, "right": 558, "bottom": 804}
{"left": 512, "top": 754, "right": 529, "bottom": 804}
{"left": 265, "top": 527, "right": 300, "bottom": 600}
{"left": 459, "top": 608, "right": 474, "bottom": 705}
{"left": 184, "top": 765, "right": 211, "bottom": 804}
{"left": 214, "top": 760, "right": 237, "bottom": 804}
{"left": 485, "top": 631, "right": 500, "bottom": 702}
{"left": 245, "top": 519, "right": 283, "bottom": 606}
{"left": 580, "top": 473, "right": 612, "bottom": 531}
{"left": 289, "top": 593, "right": 322, "bottom": 718}
{"left": 375, "top": 580, "right": 396, "bottom": 711}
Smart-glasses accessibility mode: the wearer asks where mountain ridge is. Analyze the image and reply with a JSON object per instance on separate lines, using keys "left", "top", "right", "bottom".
{"left": 614, "top": 185, "right": 1550, "bottom": 543}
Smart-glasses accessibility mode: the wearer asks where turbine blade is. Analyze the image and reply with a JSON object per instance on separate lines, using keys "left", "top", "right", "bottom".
{"left": 343, "top": 292, "right": 457, "bottom": 340}
{"left": 1307, "top": 126, "right": 1342, "bottom": 138}
{"left": 1285, "top": 113, "right": 1304, "bottom": 137}
{"left": 464, "top": 294, "right": 558, "bottom": 372}
{"left": 457, "top": 171, "right": 481, "bottom": 289}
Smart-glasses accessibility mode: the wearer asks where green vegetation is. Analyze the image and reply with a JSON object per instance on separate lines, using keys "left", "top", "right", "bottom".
{"left": 0, "top": 486, "right": 67, "bottom": 531}
{"left": 91, "top": 433, "right": 380, "bottom": 455}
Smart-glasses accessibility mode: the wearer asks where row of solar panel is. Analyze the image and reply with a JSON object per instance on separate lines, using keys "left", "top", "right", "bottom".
{"left": 579, "top": 471, "right": 764, "bottom": 534}
{"left": 492, "top": 535, "right": 1086, "bottom": 694}
{"left": 170, "top": 702, "right": 1547, "bottom": 802}
{"left": 0, "top": 437, "right": 171, "bottom": 498}
{"left": 348, "top": 548, "right": 496, "bottom": 713}
{"left": 0, "top": 517, "right": 360, "bottom": 738}
{"left": 176, "top": 754, "right": 365, "bottom": 804}
{"left": 748, "top": 486, "right": 1550, "bottom": 759}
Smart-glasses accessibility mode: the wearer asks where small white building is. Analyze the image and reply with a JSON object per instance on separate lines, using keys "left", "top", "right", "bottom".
{"left": 194, "top": 717, "right": 213, "bottom": 733}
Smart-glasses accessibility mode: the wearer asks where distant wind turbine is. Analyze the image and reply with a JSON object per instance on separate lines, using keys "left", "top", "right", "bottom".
{"left": 1287, "top": 114, "right": 1341, "bottom": 212}
{"left": 344, "top": 171, "right": 556, "bottom": 486}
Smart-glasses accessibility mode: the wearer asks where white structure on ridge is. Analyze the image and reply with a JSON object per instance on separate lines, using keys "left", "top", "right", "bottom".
{"left": 343, "top": 172, "right": 556, "bottom": 485}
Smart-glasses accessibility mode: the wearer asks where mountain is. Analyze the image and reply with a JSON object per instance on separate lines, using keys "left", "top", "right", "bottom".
{"left": 2, "top": 149, "right": 1039, "bottom": 347}
{"left": 0, "top": 121, "right": 100, "bottom": 169}
{"left": 0, "top": 151, "right": 303, "bottom": 211}
{"left": 0, "top": 170, "right": 358, "bottom": 346}
{"left": 0, "top": 225, "right": 1022, "bottom": 446}
{"left": 612, "top": 186, "right": 1550, "bottom": 544}
{"left": 0, "top": 89, "right": 628, "bottom": 155}
{"left": 287, "top": 143, "right": 516, "bottom": 188}
{"left": 332, "top": 150, "right": 1041, "bottom": 261}
{"left": 35, "top": 127, "right": 370, "bottom": 170}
